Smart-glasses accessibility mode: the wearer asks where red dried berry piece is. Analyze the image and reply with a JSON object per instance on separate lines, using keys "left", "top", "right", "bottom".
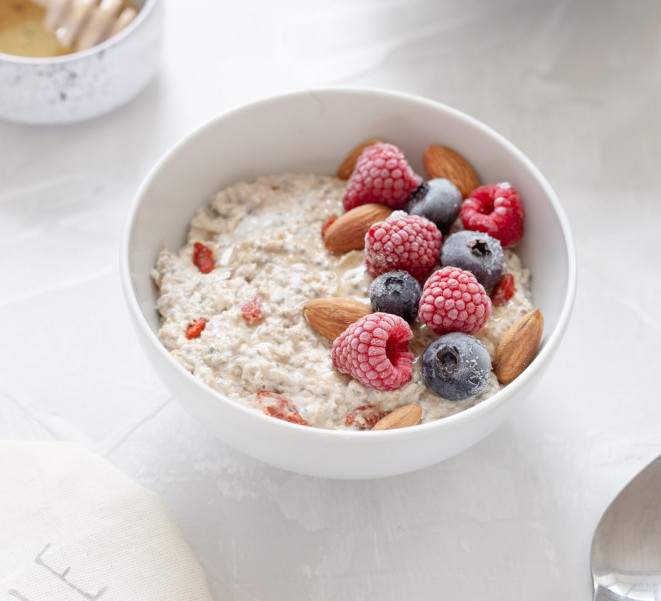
{"left": 491, "top": 273, "right": 515, "bottom": 306}
{"left": 342, "top": 142, "right": 422, "bottom": 211}
{"left": 240, "top": 295, "right": 264, "bottom": 325}
{"left": 321, "top": 215, "right": 338, "bottom": 238}
{"left": 345, "top": 405, "right": 387, "bottom": 430}
{"left": 331, "top": 312, "right": 414, "bottom": 391}
{"left": 460, "top": 182, "right": 524, "bottom": 248}
{"left": 257, "top": 391, "right": 308, "bottom": 426}
{"left": 185, "top": 317, "right": 206, "bottom": 339}
{"left": 364, "top": 211, "right": 442, "bottom": 282}
{"left": 192, "top": 241, "right": 215, "bottom": 273}
{"left": 418, "top": 266, "right": 491, "bottom": 335}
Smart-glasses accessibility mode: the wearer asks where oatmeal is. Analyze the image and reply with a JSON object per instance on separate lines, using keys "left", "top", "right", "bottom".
{"left": 152, "top": 173, "right": 534, "bottom": 430}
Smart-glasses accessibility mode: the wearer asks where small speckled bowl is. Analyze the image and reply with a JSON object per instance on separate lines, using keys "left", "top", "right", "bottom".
{"left": 0, "top": 0, "right": 163, "bottom": 125}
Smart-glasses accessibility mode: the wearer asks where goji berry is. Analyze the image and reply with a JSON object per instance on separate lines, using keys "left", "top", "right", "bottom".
{"left": 192, "top": 242, "right": 215, "bottom": 274}
{"left": 345, "top": 405, "right": 386, "bottom": 430}
{"left": 240, "top": 295, "right": 265, "bottom": 325}
{"left": 257, "top": 391, "right": 308, "bottom": 426}
{"left": 185, "top": 317, "right": 206, "bottom": 339}
{"left": 321, "top": 215, "right": 338, "bottom": 238}
{"left": 491, "top": 273, "right": 515, "bottom": 306}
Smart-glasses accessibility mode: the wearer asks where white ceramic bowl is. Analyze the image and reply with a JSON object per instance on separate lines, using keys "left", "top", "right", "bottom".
{"left": 121, "top": 88, "right": 576, "bottom": 479}
{"left": 0, "top": 0, "right": 162, "bottom": 125}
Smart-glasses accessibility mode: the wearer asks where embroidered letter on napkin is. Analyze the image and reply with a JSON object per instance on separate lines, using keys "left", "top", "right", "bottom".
{"left": 0, "top": 442, "right": 212, "bottom": 601}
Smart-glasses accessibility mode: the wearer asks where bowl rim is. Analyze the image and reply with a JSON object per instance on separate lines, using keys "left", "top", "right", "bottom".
{"left": 120, "top": 86, "right": 577, "bottom": 441}
{"left": 0, "top": 0, "right": 161, "bottom": 64}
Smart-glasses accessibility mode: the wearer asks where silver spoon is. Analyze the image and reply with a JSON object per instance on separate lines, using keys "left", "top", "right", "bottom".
{"left": 591, "top": 455, "right": 661, "bottom": 601}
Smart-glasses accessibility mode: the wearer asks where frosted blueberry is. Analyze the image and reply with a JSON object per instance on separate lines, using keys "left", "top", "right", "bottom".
{"left": 440, "top": 229, "right": 505, "bottom": 290}
{"left": 369, "top": 270, "right": 422, "bottom": 323}
{"left": 407, "top": 178, "right": 462, "bottom": 235}
{"left": 422, "top": 332, "right": 491, "bottom": 401}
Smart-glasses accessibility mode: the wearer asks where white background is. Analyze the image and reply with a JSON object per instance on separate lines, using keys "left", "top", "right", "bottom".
{"left": 2, "top": 0, "right": 660, "bottom": 599}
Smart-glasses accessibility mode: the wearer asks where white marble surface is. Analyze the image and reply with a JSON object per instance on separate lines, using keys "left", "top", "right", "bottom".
{"left": 2, "top": 0, "right": 660, "bottom": 599}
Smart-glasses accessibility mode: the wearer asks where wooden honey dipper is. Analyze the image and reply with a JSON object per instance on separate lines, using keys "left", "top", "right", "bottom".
{"left": 32, "top": 0, "right": 138, "bottom": 51}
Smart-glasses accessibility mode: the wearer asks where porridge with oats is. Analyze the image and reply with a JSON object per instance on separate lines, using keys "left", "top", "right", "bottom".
{"left": 152, "top": 142, "right": 538, "bottom": 430}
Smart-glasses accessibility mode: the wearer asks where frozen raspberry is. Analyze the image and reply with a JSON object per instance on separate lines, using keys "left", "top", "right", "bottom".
{"left": 460, "top": 182, "right": 524, "bottom": 248}
{"left": 342, "top": 142, "right": 422, "bottom": 211}
{"left": 491, "top": 273, "right": 516, "bottom": 306}
{"left": 418, "top": 266, "right": 491, "bottom": 335}
{"left": 331, "top": 312, "right": 414, "bottom": 391}
{"left": 364, "top": 211, "right": 442, "bottom": 282}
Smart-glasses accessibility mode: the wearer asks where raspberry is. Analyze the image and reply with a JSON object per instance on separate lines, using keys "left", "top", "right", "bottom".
{"left": 460, "top": 183, "right": 524, "bottom": 248}
{"left": 418, "top": 266, "right": 491, "bottom": 335}
{"left": 491, "top": 273, "right": 515, "bottom": 306}
{"left": 342, "top": 142, "right": 422, "bottom": 211}
{"left": 364, "top": 211, "right": 442, "bottom": 282}
{"left": 331, "top": 312, "right": 414, "bottom": 391}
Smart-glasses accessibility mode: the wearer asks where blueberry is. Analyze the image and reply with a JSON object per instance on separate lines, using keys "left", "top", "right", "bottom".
{"left": 440, "top": 229, "right": 505, "bottom": 290}
{"left": 407, "top": 178, "right": 462, "bottom": 234}
{"left": 369, "top": 270, "right": 422, "bottom": 322}
{"left": 422, "top": 333, "right": 491, "bottom": 401}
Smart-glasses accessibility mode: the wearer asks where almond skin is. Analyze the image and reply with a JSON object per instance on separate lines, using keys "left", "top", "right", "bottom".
{"left": 423, "top": 144, "right": 480, "bottom": 198}
{"left": 371, "top": 404, "right": 423, "bottom": 430}
{"left": 337, "top": 138, "right": 383, "bottom": 179}
{"left": 323, "top": 203, "right": 392, "bottom": 253}
{"left": 303, "top": 297, "right": 372, "bottom": 341}
{"left": 493, "top": 309, "right": 544, "bottom": 384}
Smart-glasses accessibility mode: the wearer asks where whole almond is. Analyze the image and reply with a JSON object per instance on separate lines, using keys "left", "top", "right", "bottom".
{"left": 337, "top": 138, "right": 383, "bottom": 179}
{"left": 423, "top": 144, "right": 480, "bottom": 198}
{"left": 371, "top": 404, "right": 423, "bottom": 430}
{"left": 323, "top": 203, "right": 392, "bottom": 253}
{"left": 303, "top": 297, "right": 372, "bottom": 340}
{"left": 493, "top": 309, "right": 544, "bottom": 384}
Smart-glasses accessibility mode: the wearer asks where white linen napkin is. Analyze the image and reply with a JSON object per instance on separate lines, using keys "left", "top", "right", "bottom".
{"left": 0, "top": 441, "right": 212, "bottom": 601}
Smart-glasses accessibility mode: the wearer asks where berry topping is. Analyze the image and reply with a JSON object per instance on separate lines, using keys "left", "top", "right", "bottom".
{"left": 407, "top": 178, "right": 462, "bottom": 235}
{"left": 321, "top": 215, "right": 338, "bottom": 238}
{"left": 491, "top": 273, "right": 516, "bottom": 306}
{"left": 342, "top": 142, "right": 422, "bottom": 211}
{"left": 192, "top": 241, "right": 215, "bottom": 273}
{"left": 185, "top": 317, "right": 206, "bottom": 339}
{"left": 440, "top": 229, "right": 505, "bottom": 290}
{"left": 418, "top": 266, "right": 491, "bottom": 335}
{"left": 460, "top": 182, "right": 524, "bottom": 248}
{"left": 240, "top": 295, "right": 265, "bottom": 325}
{"left": 345, "top": 404, "right": 387, "bottom": 430}
{"left": 257, "top": 391, "right": 308, "bottom": 425}
{"left": 364, "top": 211, "right": 442, "bottom": 282}
{"left": 422, "top": 333, "right": 491, "bottom": 401}
{"left": 331, "top": 312, "right": 414, "bottom": 391}
{"left": 369, "top": 270, "right": 422, "bottom": 323}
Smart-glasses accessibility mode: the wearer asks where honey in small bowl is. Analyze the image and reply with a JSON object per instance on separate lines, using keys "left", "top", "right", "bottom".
{"left": 0, "top": 0, "right": 138, "bottom": 57}
{"left": 0, "top": 0, "right": 70, "bottom": 57}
